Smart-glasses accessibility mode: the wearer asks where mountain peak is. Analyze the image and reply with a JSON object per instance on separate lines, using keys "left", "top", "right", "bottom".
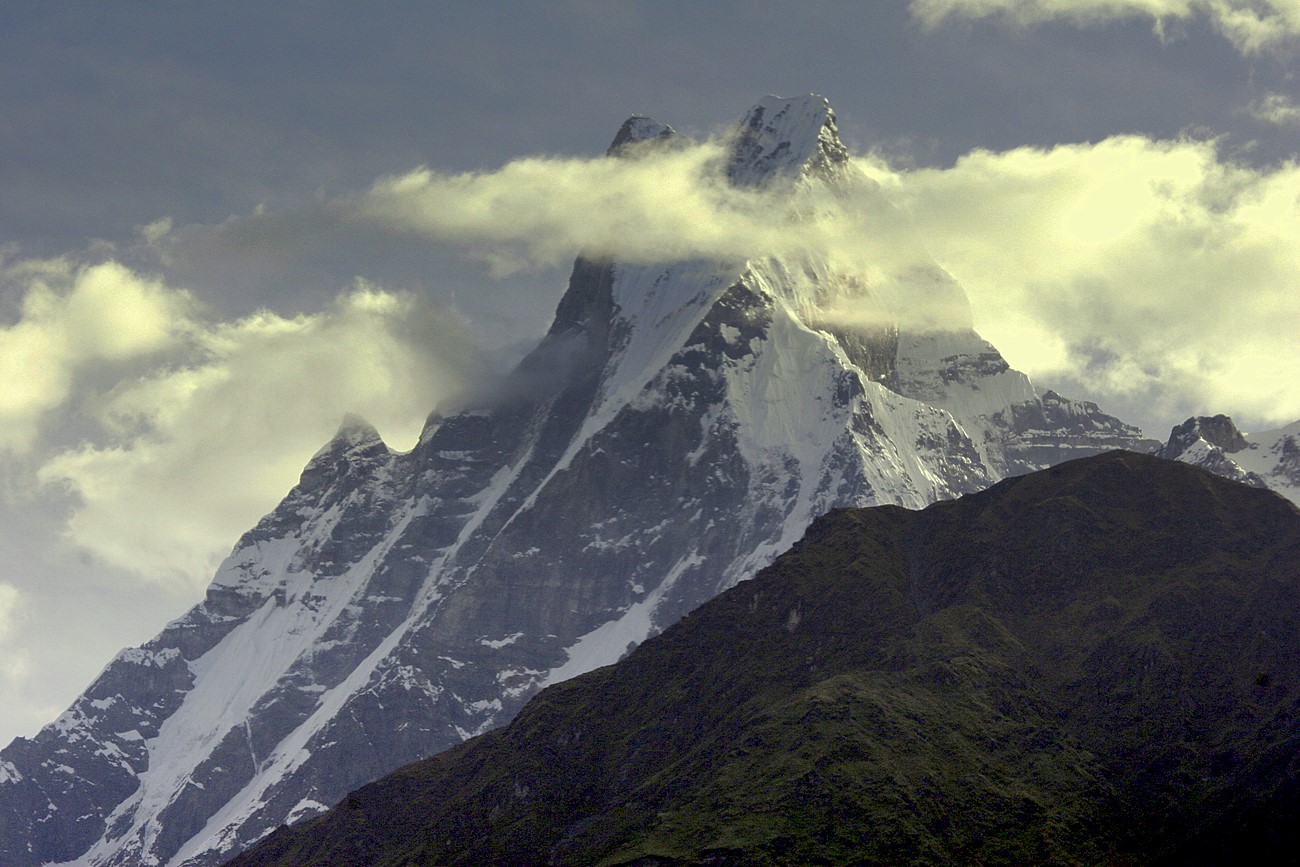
{"left": 607, "top": 115, "right": 676, "bottom": 155}
{"left": 0, "top": 96, "right": 1165, "bottom": 867}
{"left": 296, "top": 414, "right": 387, "bottom": 490}
{"left": 727, "top": 93, "right": 849, "bottom": 186}
{"left": 1163, "top": 414, "right": 1250, "bottom": 456}
{"left": 1153, "top": 414, "right": 1300, "bottom": 506}
{"left": 328, "top": 413, "right": 383, "bottom": 450}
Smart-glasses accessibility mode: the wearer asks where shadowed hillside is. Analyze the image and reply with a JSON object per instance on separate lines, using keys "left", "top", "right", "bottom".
{"left": 231, "top": 451, "right": 1300, "bottom": 866}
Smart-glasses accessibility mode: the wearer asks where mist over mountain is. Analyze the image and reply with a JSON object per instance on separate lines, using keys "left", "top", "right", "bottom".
{"left": 230, "top": 451, "right": 1300, "bottom": 866}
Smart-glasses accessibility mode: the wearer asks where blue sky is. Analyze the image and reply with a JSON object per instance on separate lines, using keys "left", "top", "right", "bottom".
{"left": 1, "top": 0, "right": 1297, "bottom": 745}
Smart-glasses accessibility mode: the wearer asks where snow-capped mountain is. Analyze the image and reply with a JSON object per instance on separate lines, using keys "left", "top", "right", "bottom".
{"left": 0, "top": 95, "right": 1154, "bottom": 867}
{"left": 1157, "top": 415, "right": 1300, "bottom": 504}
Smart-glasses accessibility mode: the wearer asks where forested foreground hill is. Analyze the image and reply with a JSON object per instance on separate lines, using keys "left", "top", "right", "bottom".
{"left": 232, "top": 451, "right": 1300, "bottom": 866}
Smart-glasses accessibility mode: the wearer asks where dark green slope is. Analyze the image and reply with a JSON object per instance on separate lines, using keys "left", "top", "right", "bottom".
{"left": 230, "top": 451, "right": 1300, "bottom": 866}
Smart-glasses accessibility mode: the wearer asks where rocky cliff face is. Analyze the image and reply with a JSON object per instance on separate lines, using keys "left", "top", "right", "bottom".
{"left": 0, "top": 94, "right": 1153, "bottom": 867}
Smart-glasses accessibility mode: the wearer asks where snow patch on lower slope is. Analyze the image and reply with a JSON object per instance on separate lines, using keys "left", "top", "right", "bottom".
{"left": 540, "top": 552, "right": 705, "bottom": 687}
{"left": 61, "top": 475, "right": 440, "bottom": 866}
{"left": 167, "top": 576, "right": 443, "bottom": 865}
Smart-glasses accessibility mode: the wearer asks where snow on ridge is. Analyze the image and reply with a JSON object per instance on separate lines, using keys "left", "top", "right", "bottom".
{"left": 165, "top": 500, "right": 452, "bottom": 865}
{"left": 502, "top": 260, "right": 738, "bottom": 524}
{"left": 80, "top": 483, "right": 429, "bottom": 866}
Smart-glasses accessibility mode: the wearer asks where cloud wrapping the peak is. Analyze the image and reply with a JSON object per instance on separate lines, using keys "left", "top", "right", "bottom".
{"left": 352, "top": 139, "right": 967, "bottom": 332}
{"left": 353, "top": 141, "right": 926, "bottom": 284}
{"left": 910, "top": 0, "right": 1300, "bottom": 54}
{"left": 8, "top": 127, "right": 1298, "bottom": 589}
{"left": 348, "top": 126, "right": 1300, "bottom": 430}
{"left": 359, "top": 142, "right": 778, "bottom": 274}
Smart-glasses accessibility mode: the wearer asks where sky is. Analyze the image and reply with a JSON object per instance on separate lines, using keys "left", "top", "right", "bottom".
{"left": 1, "top": 0, "right": 1298, "bottom": 746}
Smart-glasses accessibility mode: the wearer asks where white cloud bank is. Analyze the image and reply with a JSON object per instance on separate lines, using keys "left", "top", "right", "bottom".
{"left": 355, "top": 142, "right": 911, "bottom": 276}
{"left": 910, "top": 0, "right": 1300, "bottom": 54}
{"left": 354, "top": 134, "right": 1300, "bottom": 431}
{"left": 871, "top": 137, "right": 1300, "bottom": 427}
{"left": 0, "top": 259, "right": 193, "bottom": 453}
{"left": 2, "top": 259, "right": 482, "bottom": 588}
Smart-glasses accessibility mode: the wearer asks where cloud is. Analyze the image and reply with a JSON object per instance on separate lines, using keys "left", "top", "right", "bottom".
{"left": 0, "top": 256, "right": 485, "bottom": 589}
{"left": 355, "top": 141, "right": 785, "bottom": 274}
{"left": 0, "top": 583, "right": 21, "bottom": 643}
{"left": 348, "top": 130, "right": 1300, "bottom": 430}
{"left": 872, "top": 136, "right": 1300, "bottom": 428}
{"left": 39, "top": 285, "right": 482, "bottom": 587}
{"left": 354, "top": 140, "right": 925, "bottom": 277}
{"left": 910, "top": 0, "right": 1300, "bottom": 54}
{"left": 0, "top": 259, "right": 193, "bottom": 452}
{"left": 0, "top": 581, "right": 67, "bottom": 742}
{"left": 350, "top": 139, "right": 961, "bottom": 329}
{"left": 1245, "top": 91, "right": 1300, "bottom": 126}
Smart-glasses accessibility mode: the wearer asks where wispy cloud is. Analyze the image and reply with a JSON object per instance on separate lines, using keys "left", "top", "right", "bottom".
{"left": 910, "top": 0, "right": 1300, "bottom": 55}
{"left": 352, "top": 141, "right": 842, "bottom": 274}
{"left": 0, "top": 583, "right": 21, "bottom": 644}
{"left": 1245, "top": 91, "right": 1300, "bottom": 126}
{"left": 0, "top": 583, "right": 31, "bottom": 726}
